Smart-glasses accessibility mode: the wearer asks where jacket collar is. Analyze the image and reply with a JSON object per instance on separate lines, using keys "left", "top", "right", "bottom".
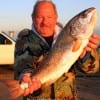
{"left": 32, "top": 23, "right": 63, "bottom": 47}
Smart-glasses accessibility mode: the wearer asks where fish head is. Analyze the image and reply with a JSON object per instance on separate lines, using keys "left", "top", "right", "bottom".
{"left": 64, "top": 7, "right": 98, "bottom": 52}
{"left": 78, "top": 7, "right": 97, "bottom": 38}
{"left": 68, "top": 7, "right": 98, "bottom": 39}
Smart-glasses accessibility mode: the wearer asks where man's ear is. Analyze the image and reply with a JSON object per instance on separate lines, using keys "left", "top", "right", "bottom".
{"left": 32, "top": 13, "right": 36, "bottom": 21}
{"left": 32, "top": 16, "right": 34, "bottom": 22}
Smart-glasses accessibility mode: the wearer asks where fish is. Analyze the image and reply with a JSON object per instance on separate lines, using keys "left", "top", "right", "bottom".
{"left": 0, "top": 7, "right": 98, "bottom": 99}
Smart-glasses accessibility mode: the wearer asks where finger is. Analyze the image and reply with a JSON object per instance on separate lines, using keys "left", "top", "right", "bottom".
{"left": 25, "top": 78, "right": 35, "bottom": 94}
{"left": 32, "top": 79, "right": 41, "bottom": 91}
{"left": 89, "top": 34, "right": 100, "bottom": 44}
{"left": 28, "top": 84, "right": 35, "bottom": 94}
{"left": 92, "top": 34, "right": 100, "bottom": 40}
{"left": 23, "top": 88, "right": 30, "bottom": 96}
{"left": 89, "top": 37, "right": 99, "bottom": 45}
{"left": 87, "top": 42, "right": 98, "bottom": 49}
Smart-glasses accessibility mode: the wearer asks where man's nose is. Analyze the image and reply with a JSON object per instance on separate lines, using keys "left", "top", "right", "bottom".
{"left": 42, "top": 17, "right": 48, "bottom": 25}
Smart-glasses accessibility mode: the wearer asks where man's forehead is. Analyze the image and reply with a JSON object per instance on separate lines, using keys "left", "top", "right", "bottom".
{"left": 36, "top": 2, "right": 54, "bottom": 10}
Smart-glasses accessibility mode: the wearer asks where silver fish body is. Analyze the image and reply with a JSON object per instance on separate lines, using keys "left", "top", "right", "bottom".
{"left": 30, "top": 7, "right": 97, "bottom": 86}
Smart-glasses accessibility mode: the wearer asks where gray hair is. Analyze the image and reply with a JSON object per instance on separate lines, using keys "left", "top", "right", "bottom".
{"left": 31, "top": 0, "right": 58, "bottom": 17}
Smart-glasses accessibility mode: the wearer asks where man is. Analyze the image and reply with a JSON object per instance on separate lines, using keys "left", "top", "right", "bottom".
{"left": 14, "top": 0, "right": 100, "bottom": 99}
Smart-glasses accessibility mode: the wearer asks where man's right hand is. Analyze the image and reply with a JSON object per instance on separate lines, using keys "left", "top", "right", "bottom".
{"left": 21, "top": 73, "right": 41, "bottom": 96}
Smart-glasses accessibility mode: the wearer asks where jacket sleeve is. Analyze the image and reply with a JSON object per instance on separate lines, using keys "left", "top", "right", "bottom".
{"left": 75, "top": 48, "right": 100, "bottom": 74}
{"left": 14, "top": 29, "right": 38, "bottom": 80}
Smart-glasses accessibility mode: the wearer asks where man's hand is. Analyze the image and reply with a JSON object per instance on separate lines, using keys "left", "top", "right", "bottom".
{"left": 80, "top": 34, "right": 100, "bottom": 58}
{"left": 21, "top": 73, "right": 41, "bottom": 96}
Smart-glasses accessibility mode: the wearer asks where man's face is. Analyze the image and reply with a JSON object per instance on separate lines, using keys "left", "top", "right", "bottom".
{"left": 32, "top": 2, "right": 57, "bottom": 37}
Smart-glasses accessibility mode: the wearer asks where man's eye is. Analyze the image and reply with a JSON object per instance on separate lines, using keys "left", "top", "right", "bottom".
{"left": 36, "top": 16, "right": 42, "bottom": 18}
{"left": 48, "top": 16, "right": 52, "bottom": 18}
{"left": 38, "top": 17, "right": 42, "bottom": 18}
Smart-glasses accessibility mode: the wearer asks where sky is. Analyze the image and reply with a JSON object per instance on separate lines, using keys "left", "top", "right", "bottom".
{"left": 0, "top": 0, "right": 100, "bottom": 38}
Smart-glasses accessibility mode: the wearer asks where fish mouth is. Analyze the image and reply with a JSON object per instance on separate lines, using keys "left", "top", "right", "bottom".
{"left": 87, "top": 7, "right": 97, "bottom": 38}
{"left": 90, "top": 8, "right": 98, "bottom": 28}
